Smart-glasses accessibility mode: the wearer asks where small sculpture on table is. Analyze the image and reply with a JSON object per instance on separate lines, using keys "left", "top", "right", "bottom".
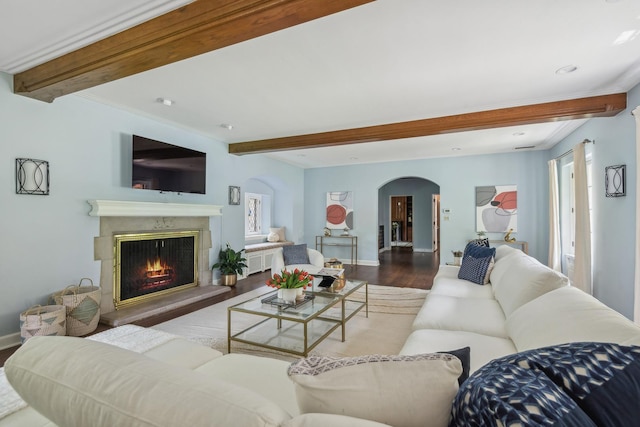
{"left": 504, "top": 228, "right": 516, "bottom": 243}
{"left": 323, "top": 227, "right": 331, "bottom": 236}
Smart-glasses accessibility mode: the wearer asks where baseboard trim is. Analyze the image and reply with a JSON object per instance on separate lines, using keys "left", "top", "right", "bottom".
{"left": 0, "top": 332, "right": 21, "bottom": 350}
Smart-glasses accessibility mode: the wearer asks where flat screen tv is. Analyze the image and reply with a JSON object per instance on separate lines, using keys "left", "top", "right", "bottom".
{"left": 132, "top": 135, "right": 206, "bottom": 194}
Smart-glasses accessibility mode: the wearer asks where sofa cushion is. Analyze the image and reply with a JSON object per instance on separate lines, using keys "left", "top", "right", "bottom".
{"left": 288, "top": 353, "right": 461, "bottom": 427}
{"left": 282, "top": 413, "right": 392, "bottom": 427}
{"left": 457, "top": 245, "right": 495, "bottom": 285}
{"left": 400, "top": 329, "right": 517, "bottom": 374}
{"left": 282, "top": 244, "right": 310, "bottom": 265}
{"left": 5, "top": 336, "right": 291, "bottom": 427}
{"left": 195, "top": 353, "right": 300, "bottom": 417}
{"left": 506, "top": 286, "right": 640, "bottom": 351}
{"left": 412, "top": 294, "right": 508, "bottom": 338}
{"left": 490, "top": 250, "right": 568, "bottom": 316}
{"left": 431, "top": 266, "right": 494, "bottom": 299}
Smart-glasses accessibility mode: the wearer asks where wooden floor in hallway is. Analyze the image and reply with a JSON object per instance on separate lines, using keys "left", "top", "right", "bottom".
{"left": 0, "top": 247, "right": 439, "bottom": 365}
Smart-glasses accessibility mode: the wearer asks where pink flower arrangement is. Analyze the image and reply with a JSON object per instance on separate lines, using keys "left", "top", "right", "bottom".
{"left": 266, "top": 268, "right": 314, "bottom": 289}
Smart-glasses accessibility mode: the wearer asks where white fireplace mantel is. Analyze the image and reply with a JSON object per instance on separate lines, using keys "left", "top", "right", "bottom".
{"left": 87, "top": 200, "right": 223, "bottom": 217}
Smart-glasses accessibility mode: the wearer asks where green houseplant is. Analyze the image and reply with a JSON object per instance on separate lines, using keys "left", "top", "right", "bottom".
{"left": 212, "top": 243, "right": 247, "bottom": 286}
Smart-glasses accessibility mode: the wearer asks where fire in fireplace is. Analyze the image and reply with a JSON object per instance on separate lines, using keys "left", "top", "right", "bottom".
{"left": 114, "top": 230, "right": 199, "bottom": 309}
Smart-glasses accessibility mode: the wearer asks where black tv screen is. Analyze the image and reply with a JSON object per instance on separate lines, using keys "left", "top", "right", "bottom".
{"left": 132, "top": 135, "right": 206, "bottom": 194}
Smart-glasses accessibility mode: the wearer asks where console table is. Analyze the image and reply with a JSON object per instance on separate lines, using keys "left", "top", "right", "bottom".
{"left": 315, "top": 235, "right": 358, "bottom": 266}
{"left": 489, "top": 240, "right": 528, "bottom": 254}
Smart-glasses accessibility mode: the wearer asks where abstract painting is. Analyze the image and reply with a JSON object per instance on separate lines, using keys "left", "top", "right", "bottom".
{"left": 476, "top": 185, "right": 517, "bottom": 232}
{"left": 326, "top": 191, "right": 353, "bottom": 230}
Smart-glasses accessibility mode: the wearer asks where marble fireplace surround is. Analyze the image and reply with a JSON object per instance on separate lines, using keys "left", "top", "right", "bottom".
{"left": 89, "top": 200, "right": 229, "bottom": 326}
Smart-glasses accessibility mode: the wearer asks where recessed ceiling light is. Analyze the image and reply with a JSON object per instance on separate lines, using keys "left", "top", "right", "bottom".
{"left": 555, "top": 65, "right": 578, "bottom": 74}
{"left": 156, "top": 97, "right": 174, "bottom": 106}
{"left": 349, "top": 157, "right": 359, "bottom": 160}
{"left": 220, "top": 123, "right": 234, "bottom": 130}
{"left": 513, "top": 132, "right": 525, "bottom": 137}
{"left": 451, "top": 147, "right": 462, "bottom": 151}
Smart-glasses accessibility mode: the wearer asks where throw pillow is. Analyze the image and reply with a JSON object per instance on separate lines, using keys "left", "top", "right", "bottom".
{"left": 438, "top": 347, "right": 470, "bottom": 385}
{"left": 458, "top": 245, "right": 496, "bottom": 285}
{"left": 267, "top": 232, "right": 280, "bottom": 242}
{"left": 282, "top": 244, "right": 310, "bottom": 265}
{"left": 450, "top": 342, "right": 640, "bottom": 427}
{"left": 270, "top": 227, "right": 286, "bottom": 242}
{"left": 466, "top": 238, "right": 490, "bottom": 251}
{"left": 288, "top": 353, "right": 462, "bottom": 427}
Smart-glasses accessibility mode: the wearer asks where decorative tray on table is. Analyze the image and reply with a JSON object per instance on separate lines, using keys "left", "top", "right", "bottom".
{"left": 261, "top": 293, "right": 315, "bottom": 310}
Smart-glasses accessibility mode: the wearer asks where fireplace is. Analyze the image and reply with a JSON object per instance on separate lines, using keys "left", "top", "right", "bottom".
{"left": 114, "top": 231, "right": 199, "bottom": 309}
{"left": 89, "top": 200, "right": 224, "bottom": 322}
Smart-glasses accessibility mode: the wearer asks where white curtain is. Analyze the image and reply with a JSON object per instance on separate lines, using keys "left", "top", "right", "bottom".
{"left": 548, "top": 159, "right": 561, "bottom": 271}
{"left": 633, "top": 106, "right": 640, "bottom": 323}
{"left": 573, "top": 142, "right": 592, "bottom": 294}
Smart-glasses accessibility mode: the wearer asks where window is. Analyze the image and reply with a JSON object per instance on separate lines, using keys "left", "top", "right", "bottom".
{"left": 245, "top": 192, "right": 263, "bottom": 236}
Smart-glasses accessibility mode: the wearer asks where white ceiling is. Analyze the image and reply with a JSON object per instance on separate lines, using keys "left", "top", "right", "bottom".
{"left": 3, "top": 0, "right": 640, "bottom": 168}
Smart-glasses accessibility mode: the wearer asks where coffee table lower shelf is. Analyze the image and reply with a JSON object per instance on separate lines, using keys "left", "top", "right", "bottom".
{"left": 228, "top": 316, "right": 341, "bottom": 357}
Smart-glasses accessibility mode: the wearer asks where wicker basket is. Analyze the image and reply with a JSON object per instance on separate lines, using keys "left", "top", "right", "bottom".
{"left": 52, "top": 278, "right": 101, "bottom": 336}
{"left": 19, "top": 305, "right": 67, "bottom": 343}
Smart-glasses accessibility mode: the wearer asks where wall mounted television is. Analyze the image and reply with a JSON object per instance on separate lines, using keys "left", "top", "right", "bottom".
{"left": 132, "top": 135, "right": 206, "bottom": 194}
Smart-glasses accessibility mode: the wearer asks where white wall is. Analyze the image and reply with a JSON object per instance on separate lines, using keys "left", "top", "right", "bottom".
{"left": 0, "top": 72, "right": 304, "bottom": 337}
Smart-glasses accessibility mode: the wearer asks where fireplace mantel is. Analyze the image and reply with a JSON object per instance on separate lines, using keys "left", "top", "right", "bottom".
{"left": 88, "top": 200, "right": 223, "bottom": 217}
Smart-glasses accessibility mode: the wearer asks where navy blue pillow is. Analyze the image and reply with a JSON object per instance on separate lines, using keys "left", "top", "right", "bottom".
{"left": 282, "top": 244, "right": 310, "bottom": 265}
{"left": 458, "top": 245, "right": 495, "bottom": 285}
{"left": 438, "top": 347, "right": 470, "bottom": 386}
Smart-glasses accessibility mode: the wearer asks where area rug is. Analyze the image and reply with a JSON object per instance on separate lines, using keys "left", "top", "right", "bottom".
{"left": 152, "top": 284, "right": 428, "bottom": 361}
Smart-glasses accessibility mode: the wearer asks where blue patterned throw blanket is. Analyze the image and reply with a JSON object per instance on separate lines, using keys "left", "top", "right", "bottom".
{"left": 450, "top": 342, "right": 640, "bottom": 427}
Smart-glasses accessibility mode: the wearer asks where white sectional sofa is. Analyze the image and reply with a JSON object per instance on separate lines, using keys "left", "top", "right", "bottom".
{"left": 400, "top": 245, "right": 640, "bottom": 373}
{"left": 4, "top": 244, "right": 640, "bottom": 427}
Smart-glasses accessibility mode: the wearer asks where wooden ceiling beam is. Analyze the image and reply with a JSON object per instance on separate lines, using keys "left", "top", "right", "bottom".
{"left": 13, "top": 0, "right": 373, "bottom": 102}
{"left": 228, "top": 93, "right": 627, "bottom": 155}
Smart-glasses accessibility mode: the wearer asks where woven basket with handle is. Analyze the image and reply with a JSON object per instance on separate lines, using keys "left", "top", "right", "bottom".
{"left": 19, "top": 304, "right": 67, "bottom": 343}
{"left": 52, "top": 278, "right": 101, "bottom": 336}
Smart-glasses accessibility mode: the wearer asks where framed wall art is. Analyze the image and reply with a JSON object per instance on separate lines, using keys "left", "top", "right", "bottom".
{"left": 476, "top": 185, "right": 517, "bottom": 232}
{"left": 326, "top": 191, "right": 353, "bottom": 230}
{"left": 16, "top": 158, "right": 49, "bottom": 195}
{"left": 228, "top": 186, "right": 241, "bottom": 205}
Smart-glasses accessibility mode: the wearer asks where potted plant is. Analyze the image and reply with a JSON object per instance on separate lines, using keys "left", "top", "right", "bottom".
{"left": 212, "top": 243, "right": 247, "bottom": 286}
{"left": 266, "top": 269, "right": 314, "bottom": 303}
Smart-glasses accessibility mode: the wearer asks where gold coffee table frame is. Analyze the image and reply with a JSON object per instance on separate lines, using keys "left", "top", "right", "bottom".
{"left": 227, "top": 280, "right": 368, "bottom": 357}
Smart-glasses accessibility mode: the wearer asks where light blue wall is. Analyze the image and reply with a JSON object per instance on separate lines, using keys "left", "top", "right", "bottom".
{"left": 550, "top": 84, "right": 639, "bottom": 319}
{"left": 304, "top": 151, "right": 550, "bottom": 266}
{"left": 0, "top": 72, "right": 304, "bottom": 337}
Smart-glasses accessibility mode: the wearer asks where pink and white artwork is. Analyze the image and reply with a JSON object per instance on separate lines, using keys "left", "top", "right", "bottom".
{"left": 476, "top": 185, "right": 517, "bottom": 232}
{"left": 326, "top": 191, "right": 353, "bottom": 230}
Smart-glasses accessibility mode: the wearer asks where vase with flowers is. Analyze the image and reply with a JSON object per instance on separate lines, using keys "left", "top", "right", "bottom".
{"left": 267, "top": 268, "right": 314, "bottom": 303}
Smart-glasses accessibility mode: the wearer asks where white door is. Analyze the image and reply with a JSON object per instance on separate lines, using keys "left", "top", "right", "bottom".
{"left": 432, "top": 195, "right": 440, "bottom": 252}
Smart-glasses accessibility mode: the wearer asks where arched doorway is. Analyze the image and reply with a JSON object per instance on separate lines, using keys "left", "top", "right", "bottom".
{"left": 378, "top": 177, "right": 441, "bottom": 256}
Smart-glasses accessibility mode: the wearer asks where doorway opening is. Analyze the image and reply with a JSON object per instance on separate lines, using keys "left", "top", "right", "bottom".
{"left": 378, "top": 177, "right": 440, "bottom": 258}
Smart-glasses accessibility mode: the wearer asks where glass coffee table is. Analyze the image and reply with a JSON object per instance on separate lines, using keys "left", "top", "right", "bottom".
{"left": 227, "top": 279, "right": 368, "bottom": 357}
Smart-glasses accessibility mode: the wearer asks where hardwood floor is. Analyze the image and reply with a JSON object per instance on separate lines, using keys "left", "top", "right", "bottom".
{"left": 0, "top": 248, "right": 439, "bottom": 366}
